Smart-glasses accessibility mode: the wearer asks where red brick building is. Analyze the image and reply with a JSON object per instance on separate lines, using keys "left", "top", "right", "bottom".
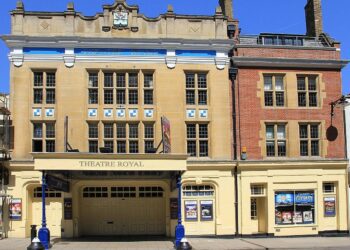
{"left": 231, "top": 0, "right": 349, "bottom": 236}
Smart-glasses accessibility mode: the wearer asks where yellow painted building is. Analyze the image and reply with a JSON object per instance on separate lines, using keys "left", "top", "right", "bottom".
{"left": 0, "top": 0, "right": 348, "bottom": 239}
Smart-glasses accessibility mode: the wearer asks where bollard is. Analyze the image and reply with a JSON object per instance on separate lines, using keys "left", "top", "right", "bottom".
{"left": 176, "top": 238, "right": 192, "bottom": 250}
{"left": 30, "top": 225, "right": 37, "bottom": 242}
{"left": 27, "top": 237, "right": 45, "bottom": 250}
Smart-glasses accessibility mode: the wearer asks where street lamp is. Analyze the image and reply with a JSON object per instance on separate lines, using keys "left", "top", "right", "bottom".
{"left": 327, "top": 95, "right": 349, "bottom": 142}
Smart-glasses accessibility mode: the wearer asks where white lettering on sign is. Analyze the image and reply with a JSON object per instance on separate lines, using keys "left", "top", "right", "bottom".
{"left": 78, "top": 161, "right": 144, "bottom": 168}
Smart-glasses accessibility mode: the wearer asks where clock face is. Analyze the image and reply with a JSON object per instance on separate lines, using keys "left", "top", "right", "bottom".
{"left": 113, "top": 11, "right": 128, "bottom": 27}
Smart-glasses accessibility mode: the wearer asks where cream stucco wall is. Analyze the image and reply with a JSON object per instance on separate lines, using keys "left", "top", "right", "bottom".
{"left": 239, "top": 162, "right": 348, "bottom": 236}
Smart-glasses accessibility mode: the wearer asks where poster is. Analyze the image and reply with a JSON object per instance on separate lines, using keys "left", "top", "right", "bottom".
{"left": 293, "top": 212, "right": 303, "bottom": 223}
{"left": 295, "top": 192, "right": 314, "bottom": 205}
{"left": 275, "top": 193, "right": 294, "bottom": 206}
{"left": 303, "top": 211, "right": 313, "bottom": 223}
{"left": 275, "top": 210, "right": 282, "bottom": 224}
{"left": 9, "top": 198, "right": 22, "bottom": 220}
{"left": 170, "top": 198, "right": 178, "bottom": 220}
{"left": 64, "top": 198, "right": 73, "bottom": 220}
{"left": 281, "top": 212, "right": 292, "bottom": 224}
{"left": 200, "top": 200, "right": 213, "bottom": 221}
{"left": 185, "top": 200, "right": 197, "bottom": 221}
{"left": 324, "top": 197, "right": 336, "bottom": 217}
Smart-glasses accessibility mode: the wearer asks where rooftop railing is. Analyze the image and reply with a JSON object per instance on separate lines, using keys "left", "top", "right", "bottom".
{"left": 239, "top": 34, "right": 331, "bottom": 48}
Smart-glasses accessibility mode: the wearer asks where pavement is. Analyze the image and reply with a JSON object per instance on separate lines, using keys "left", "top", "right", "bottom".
{"left": 1, "top": 236, "right": 350, "bottom": 250}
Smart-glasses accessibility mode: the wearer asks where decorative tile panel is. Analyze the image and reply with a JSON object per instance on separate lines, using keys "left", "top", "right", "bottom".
{"left": 88, "top": 109, "right": 97, "bottom": 117}
{"left": 144, "top": 109, "right": 154, "bottom": 118}
{"left": 186, "top": 109, "right": 196, "bottom": 118}
{"left": 116, "top": 109, "right": 125, "bottom": 118}
{"left": 45, "top": 108, "right": 55, "bottom": 117}
{"left": 33, "top": 108, "right": 41, "bottom": 117}
{"left": 129, "top": 109, "right": 138, "bottom": 118}
{"left": 199, "top": 109, "right": 208, "bottom": 118}
{"left": 104, "top": 109, "right": 113, "bottom": 118}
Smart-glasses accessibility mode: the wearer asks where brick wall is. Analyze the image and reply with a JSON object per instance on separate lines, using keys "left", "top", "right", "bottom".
{"left": 235, "top": 68, "right": 345, "bottom": 160}
{"left": 236, "top": 47, "right": 340, "bottom": 60}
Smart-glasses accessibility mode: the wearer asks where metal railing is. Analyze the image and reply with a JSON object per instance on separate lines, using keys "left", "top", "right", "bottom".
{"left": 239, "top": 34, "right": 330, "bottom": 48}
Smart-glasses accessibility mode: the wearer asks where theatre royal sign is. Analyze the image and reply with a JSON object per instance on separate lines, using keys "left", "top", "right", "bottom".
{"left": 32, "top": 153, "right": 187, "bottom": 171}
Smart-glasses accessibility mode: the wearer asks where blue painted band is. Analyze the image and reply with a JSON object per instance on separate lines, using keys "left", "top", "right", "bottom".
{"left": 23, "top": 47, "right": 65, "bottom": 54}
{"left": 176, "top": 50, "right": 216, "bottom": 57}
{"left": 75, "top": 48, "right": 167, "bottom": 56}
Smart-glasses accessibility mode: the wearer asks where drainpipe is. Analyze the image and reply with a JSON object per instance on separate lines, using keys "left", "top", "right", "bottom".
{"left": 344, "top": 104, "right": 350, "bottom": 236}
{"left": 229, "top": 66, "right": 239, "bottom": 236}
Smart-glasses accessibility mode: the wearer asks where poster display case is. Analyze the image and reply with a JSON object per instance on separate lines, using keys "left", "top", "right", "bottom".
{"left": 324, "top": 197, "right": 336, "bottom": 217}
{"left": 200, "top": 200, "right": 213, "bottom": 221}
{"left": 9, "top": 198, "right": 22, "bottom": 220}
{"left": 185, "top": 200, "right": 198, "bottom": 221}
{"left": 275, "top": 191, "right": 315, "bottom": 225}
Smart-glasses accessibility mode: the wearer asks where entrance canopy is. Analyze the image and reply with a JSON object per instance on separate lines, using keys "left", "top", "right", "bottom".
{"left": 32, "top": 153, "right": 188, "bottom": 171}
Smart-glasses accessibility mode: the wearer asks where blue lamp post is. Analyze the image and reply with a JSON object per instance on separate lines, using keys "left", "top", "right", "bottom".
{"left": 174, "top": 174, "right": 185, "bottom": 247}
{"left": 38, "top": 171, "right": 50, "bottom": 249}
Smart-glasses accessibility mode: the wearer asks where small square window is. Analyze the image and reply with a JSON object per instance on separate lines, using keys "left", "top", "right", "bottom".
{"left": 323, "top": 183, "right": 335, "bottom": 193}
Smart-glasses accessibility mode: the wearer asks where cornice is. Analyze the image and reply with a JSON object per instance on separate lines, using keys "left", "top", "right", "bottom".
{"left": 1, "top": 35, "right": 234, "bottom": 51}
{"left": 2, "top": 36, "right": 232, "bottom": 69}
{"left": 232, "top": 56, "right": 349, "bottom": 70}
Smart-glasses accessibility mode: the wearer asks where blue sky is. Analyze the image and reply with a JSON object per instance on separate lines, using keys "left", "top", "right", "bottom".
{"left": 0, "top": 0, "right": 349, "bottom": 94}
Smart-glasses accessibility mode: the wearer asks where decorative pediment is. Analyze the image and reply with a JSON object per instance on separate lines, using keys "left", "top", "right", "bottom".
{"left": 103, "top": 0, "right": 139, "bottom": 13}
{"left": 102, "top": 0, "right": 139, "bottom": 32}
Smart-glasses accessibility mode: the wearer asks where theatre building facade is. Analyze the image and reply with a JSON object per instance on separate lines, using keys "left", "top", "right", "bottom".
{"left": 1, "top": 0, "right": 349, "bottom": 239}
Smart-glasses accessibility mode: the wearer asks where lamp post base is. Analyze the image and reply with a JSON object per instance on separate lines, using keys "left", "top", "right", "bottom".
{"left": 38, "top": 227, "right": 50, "bottom": 249}
{"left": 174, "top": 223, "right": 185, "bottom": 248}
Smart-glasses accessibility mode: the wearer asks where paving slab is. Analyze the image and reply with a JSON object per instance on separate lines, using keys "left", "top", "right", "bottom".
{"left": 242, "top": 236, "right": 350, "bottom": 250}
{"left": 189, "top": 238, "right": 263, "bottom": 250}
{"left": 1, "top": 236, "right": 350, "bottom": 250}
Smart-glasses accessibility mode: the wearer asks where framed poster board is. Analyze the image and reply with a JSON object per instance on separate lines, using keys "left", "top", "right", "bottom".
{"left": 9, "top": 198, "right": 22, "bottom": 220}
{"left": 324, "top": 197, "right": 336, "bottom": 217}
{"left": 184, "top": 200, "right": 197, "bottom": 221}
{"left": 200, "top": 200, "right": 213, "bottom": 221}
{"left": 64, "top": 198, "right": 73, "bottom": 220}
{"left": 170, "top": 198, "right": 178, "bottom": 220}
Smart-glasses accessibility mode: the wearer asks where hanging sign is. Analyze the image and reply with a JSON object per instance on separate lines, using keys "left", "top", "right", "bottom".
{"left": 161, "top": 116, "right": 172, "bottom": 153}
{"left": 64, "top": 198, "right": 73, "bottom": 220}
{"left": 9, "top": 198, "right": 22, "bottom": 220}
{"left": 324, "top": 197, "right": 336, "bottom": 217}
{"left": 185, "top": 200, "right": 198, "bottom": 221}
{"left": 46, "top": 175, "right": 70, "bottom": 192}
{"left": 170, "top": 198, "right": 178, "bottom": 220}
{"left": 200, "top": 200, "right": 213, "bottom": 221}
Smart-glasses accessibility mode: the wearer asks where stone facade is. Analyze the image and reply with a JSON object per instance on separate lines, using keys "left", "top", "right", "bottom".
{"left": 0, "top": 0, "right": 349, "bottom": 239}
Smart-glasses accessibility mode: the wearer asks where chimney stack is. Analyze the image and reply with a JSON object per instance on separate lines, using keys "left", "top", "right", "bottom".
{"left": 219, "top": 0, "right": 233, "bottom": 20}
{"left": 305, "top": 0, "right": 323, "bottom": 37}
